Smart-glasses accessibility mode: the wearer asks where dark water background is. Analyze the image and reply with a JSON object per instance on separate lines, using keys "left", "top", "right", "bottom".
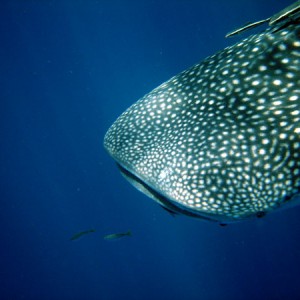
{"left": 1, "top": 1, "right": 300, "bottom": 299}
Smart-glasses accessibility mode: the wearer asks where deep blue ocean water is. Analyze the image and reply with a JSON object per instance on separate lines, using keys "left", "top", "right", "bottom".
{"left": 1, "top": 1, "right": 300, "bottom": 299}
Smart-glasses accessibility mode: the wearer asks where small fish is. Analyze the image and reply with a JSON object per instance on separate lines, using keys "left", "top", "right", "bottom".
{"left": 226, "top": 0, "right": 300, "bottom": 37}
{"left": 70, "top": 229, "right": 96, "bottom": 241}
{"left": 103, "top": 231, "right": 132, "bottom": 240}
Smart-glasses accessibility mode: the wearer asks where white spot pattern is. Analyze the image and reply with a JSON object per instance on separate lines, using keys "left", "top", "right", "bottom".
{"left": 104, "top": 22, "right": 300, "bottom": 222}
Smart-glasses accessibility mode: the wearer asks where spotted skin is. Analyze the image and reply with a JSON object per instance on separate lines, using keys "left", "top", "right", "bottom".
{"left": 104, "top": 19, "right": 300, "bottom": 223}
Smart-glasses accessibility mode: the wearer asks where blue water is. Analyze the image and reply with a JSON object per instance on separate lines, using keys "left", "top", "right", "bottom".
{"left": 1, "top": 0, "right": 300, "bottom": 299}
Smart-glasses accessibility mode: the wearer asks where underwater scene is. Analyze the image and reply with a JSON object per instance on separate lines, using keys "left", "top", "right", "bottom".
{"left": 1, "top": 0, "right": 300, "bottom": 299}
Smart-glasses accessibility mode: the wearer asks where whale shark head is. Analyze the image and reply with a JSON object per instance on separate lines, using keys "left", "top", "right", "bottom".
{"left": 104, "top": 2, "right": 300, "bottom": 223}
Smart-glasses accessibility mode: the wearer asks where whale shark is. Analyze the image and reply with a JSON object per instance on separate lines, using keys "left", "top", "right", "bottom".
{"left": 104, "top": 1, "right": 300, "bottom": 223}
